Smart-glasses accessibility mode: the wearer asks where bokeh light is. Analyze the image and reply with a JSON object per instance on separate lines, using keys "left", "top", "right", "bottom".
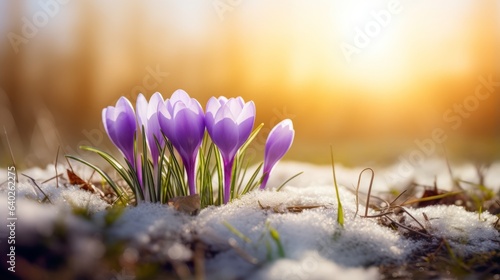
{"left": 0, "top": 0, "right": 498, "bottom": 167}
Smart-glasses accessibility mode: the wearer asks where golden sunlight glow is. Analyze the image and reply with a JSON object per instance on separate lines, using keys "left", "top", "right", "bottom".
{"left": 0, "top": 0, "right": 498, "bottom": 166}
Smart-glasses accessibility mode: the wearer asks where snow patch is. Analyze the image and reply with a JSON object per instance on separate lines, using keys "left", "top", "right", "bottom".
{"left": 1, "top": 159, "right": 499, "bottom": 279}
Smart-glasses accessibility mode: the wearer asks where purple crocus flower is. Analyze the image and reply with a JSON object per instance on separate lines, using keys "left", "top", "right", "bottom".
{"left": 260, "top": 119, "right": 294, "bottom": 189}
{"left": 205, "top": 96, "right": 256, "bottom": 203}
{"left": 136, "top": 92, "right": 165, "bottom": 167}
{"left": 102, "top": 97, "right": 137, "bottom": 167}
{"left": 157, "top": 90, "right": 205, "bottom": 195}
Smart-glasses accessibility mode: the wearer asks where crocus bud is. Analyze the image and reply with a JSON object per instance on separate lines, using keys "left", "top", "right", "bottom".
{"left": 136, "top": 92, "right": 165, "bottom": 167}
{"left": 205, "top": 96, "right": 256, "bottom": 203}
{"left": 158, "top": 90, "right": 205, "bottom": 195}
{"left": 260, "top": 119, "right": 294, "bottom": 189}
{"left": 102, "top": 97, "right": 137, "bottom": 167}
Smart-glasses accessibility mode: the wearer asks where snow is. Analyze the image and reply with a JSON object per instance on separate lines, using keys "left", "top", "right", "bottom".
{"left": 250, "top": 251, "right": 379, "bottom": 280}
{"left": 100, "top": 202, "right": 192, "bottom": 262}
{"left": 0, "top": 159, "right": 499, "bottom": 279}
{"left": 403, "top": 205, "right": 500, "bottom": 256}
{"left": 1, "top": 164, "right": 109, "bottom": 212}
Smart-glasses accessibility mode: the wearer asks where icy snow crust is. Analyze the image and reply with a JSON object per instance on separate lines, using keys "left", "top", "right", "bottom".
{"left": 1, "top": 160, "right": 499, "bottom": 279}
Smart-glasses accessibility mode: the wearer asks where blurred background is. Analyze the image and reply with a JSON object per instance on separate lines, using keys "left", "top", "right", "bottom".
{"left": 0, "top": 0, "right": 499, "bottom": 167}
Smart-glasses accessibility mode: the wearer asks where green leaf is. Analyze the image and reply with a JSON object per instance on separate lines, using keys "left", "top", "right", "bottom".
{"left": 330, "top": 147, "right": 344, "bottom": 228}
{"left": 65, "top": 155, "right": 129, "bottom": 205}
{"left": 197, "top": 133, "right": 216, "bottom": 207}
{"left": 155, "top": 137, "right": 169, "bottom": 203}
{"left": 165, "top": 140, "right": 187, "bottom": 197}
{"left": 79, "top": 146, "right": 135, "bottom": 190}
{"left": 214, "top": 148, "right": 224, "bottom": 206}
{"left": 269, "top": 226, "right": 285, "bottom": 258}
{"left": 230, "top": 123, "right": 280, "bottom": 200}
{"left": 241, "top": 163, "right": 263, "bottom": 195}
{"left": 236, "top": 157, "right": 251, "bottom": 195}
{"left": 140, "top": 127, "right": 156, "bottom": 202}
{"left": 124, "top": 159, "right": 144, "bottom": 202}
{"left": 223, "top": 221, "right": 252, "bottom": 243}
{"left": 238, "top": 123, "right": 264, "bottom": 156}
{"left": 276, "top": 172, "right": 303, "bottom": 191}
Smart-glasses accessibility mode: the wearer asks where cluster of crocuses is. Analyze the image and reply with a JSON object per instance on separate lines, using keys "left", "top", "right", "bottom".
{"left": 101, "top": 90, "right": 294, "bottom": 204}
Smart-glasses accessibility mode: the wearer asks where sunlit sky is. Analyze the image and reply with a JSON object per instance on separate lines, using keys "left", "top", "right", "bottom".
{"left": 0, "top": 0, "right": 499, "bottom": 166}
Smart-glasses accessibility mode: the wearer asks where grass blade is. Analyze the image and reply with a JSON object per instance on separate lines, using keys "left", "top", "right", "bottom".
{"left": 269, "top": 226, "right": 285, "bottom": 258}
{"left": 241, "top": 163, "right": 263, "bottom": 195}
{"left": 66, "top": 155, "right": 128, "bottom": 205}
{"left": 223, "top": 221, "right": 252, "bottom": 243}
{"left": 330, "top": 146, "right": 344, "bottom": 228}
{"left": 276, "top": 172, "right": 303, "bottom": 191}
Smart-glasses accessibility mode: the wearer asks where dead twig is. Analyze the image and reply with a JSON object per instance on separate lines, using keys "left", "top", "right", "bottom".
{"left": 258, "top": 200, "right": 324, "bottom": 213}
{"left": 41, "top": 173, "right": 64, "bottom": 184}
{"left": 22, "top": 173, "right": 52, "bottom": 204}
{"left": 355, "top": 167, "right": 374, "bottom": 218}
{"left": 393, "top": 206, "right": 429, "bottom": 234}
{"left": 3, "top": 127, "right": 18, "bottom": 183}
{"left": 54, "top": 146, "right": 60, "bottom": 188}
{"left": 384, "top": 215, "right": 432, "bottom": 238}
{"left": 402, "top": 191, "right": 464, "bottom": 206}
{"left": 228, "top": 238, "right": 259, "bottom": 265}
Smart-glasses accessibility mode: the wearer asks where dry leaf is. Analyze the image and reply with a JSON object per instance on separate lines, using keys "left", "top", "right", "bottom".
{"left": 258, "top": 200, "right": 323, "bottom": 213}
{"left": 67, "top": 169, "right": 105, "bottom": 197}
{"left": 168, "top": 194, "right": 201, "bottom": 215}
{"left": 67, "top": 169, "right": 87, "bottom": 185}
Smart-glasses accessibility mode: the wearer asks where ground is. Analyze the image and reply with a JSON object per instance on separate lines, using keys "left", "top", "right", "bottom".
{"left": 1, "top": 159, "right": 499, "bottom": 279}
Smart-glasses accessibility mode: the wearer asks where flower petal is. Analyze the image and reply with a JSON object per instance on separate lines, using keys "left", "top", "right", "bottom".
{"left": 136, "top": 93, "right": 148, "bottom": 130}
{"left": 206, "top": 97, "right": 256, "bottom": 163}
{"left": 147, "top": 92, "right": 164, "bottom": 119}
{"left": 169, "top": 89, "right": 191, "bottom": 106}
{"left": 158, "top": 101, "right": 176, "bottom": 142}
{"left": 236, "top": 100, "right": 255, "bottom": 125}
{"left": 263, "top": 119, "right": 294, "bottom": 175}
{"left": 172, "top": 108, "right": 204, "bottom": 159}
{"left": 145, "top": 92, "right": 165, "bottom": 163}
{"left": 237, "top": 116, "right": 255, "bottom": 147}
{"left": 227, "top": 98, "right": 244, "bottom": 117}
{"left": 211, "top": 118, "right": 239, "bottom": 161}
{"left": 103, "top": 97, "right": 137, "bottom": 165}
{"left": 205, "top": 97, "right": 218, "bottom": 135}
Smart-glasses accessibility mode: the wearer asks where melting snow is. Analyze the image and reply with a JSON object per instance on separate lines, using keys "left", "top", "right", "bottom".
{"left": 0, "top": 159, "right": 499, "bottom": 279}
